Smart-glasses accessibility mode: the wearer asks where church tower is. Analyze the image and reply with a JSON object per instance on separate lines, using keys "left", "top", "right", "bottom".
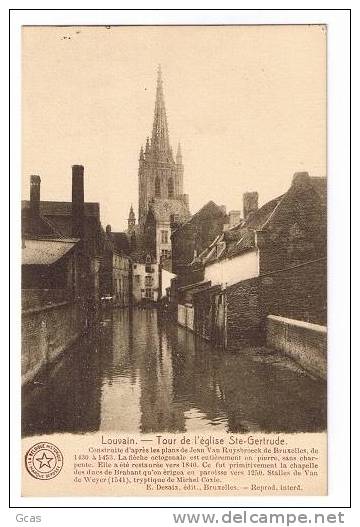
{"left": 127, "top": 204, "right": 136, "bottom": 233}
{"left": 138, "top": 66, "right": 190, "bottom": 226}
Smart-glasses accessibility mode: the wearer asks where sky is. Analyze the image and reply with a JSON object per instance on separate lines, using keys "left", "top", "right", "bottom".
{"left": 22, "top": 25, "right": 326, "bottom": 231}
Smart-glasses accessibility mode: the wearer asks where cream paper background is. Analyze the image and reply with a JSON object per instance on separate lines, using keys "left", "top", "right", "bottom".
{"left": 21, "top": 24, "right": 327, "bottom": 498}
{"left": 22, "top": 25, "right": 326, "bottom": 228}
{"left": 22, "top": 432, "right": 327, "bottom": 497}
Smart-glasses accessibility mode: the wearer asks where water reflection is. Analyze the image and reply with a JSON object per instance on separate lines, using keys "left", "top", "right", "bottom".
{"left": 22, "top": 308, "right": 326, "bottom": 437}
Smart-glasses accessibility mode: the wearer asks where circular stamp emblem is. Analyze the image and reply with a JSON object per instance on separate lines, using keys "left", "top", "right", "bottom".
{"left": 25, "top": 442, "right": 63, "bottom": 480}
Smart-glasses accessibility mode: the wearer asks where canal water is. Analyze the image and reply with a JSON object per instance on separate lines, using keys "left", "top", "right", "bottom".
{"left": 22, "top": 308, "right": 326, "bottom": 437}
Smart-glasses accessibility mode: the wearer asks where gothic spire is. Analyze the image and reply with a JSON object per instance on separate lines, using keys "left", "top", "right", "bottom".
{"left": 151, "top": 65, "right": 171, "bottom": 157}
{"left": 176, "top": 142, "right": 182, "bottom": 164}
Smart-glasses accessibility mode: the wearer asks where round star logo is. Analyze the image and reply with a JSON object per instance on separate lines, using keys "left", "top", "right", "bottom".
{"left": 25, "top": 442, "right": 63, "bottom": 480}
{"left": 35, "top": 451, "right": 54, "bottom": 471}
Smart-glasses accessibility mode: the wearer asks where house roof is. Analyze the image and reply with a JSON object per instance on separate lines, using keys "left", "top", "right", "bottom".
{"left": 21, "top": 209, "right": 61, "bottom": 237}
{"left": 244, "top": 195, "right": 284, "bottom": 230}
{"left": 178, "top": 280, "right": 211, "bottom": 293}
{"left": 220, "top": 195, "right": 284, "bottom": 260}
{"left": 308, "top": 177, "right": 327, "bottom": 207}
{"left": 22, "top": 201, "right": 103, "bottom": 253}
{"left": 21, "top": 200, "right": 100, "bottom": 217}
{"left": 129, "top": 250, "right": 155, "bottom": 264}
{"left": 111, "top": 232, "right": 130, "bottom": 254}
{"left": 200, "top": 201, "right": 278, "bottom": 265}
{"left": 102, "top": 230, "right": 131, "bottom": 257}
{"left": 187, "top": 201, "right": 226, "bottom": 222}
{"left": 201, "top": 175, "right": 327, "bottom": 266}
{"left": 22, "top": 238, "right": 79, "bottom": 266}
{"left": 173, "top": 200, "right": 228, "bottom": 234}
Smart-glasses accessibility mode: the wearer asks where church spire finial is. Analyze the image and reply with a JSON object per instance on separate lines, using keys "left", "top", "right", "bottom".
{"left": 157, "top": 64, "right": 162, "bottom": 83}
{"left": 129, "top": 203, "right": 135, "bottom": 219}
{"left": 145, "top": 136, "right": 150, "bottom": 155}
{"left": 151, "top": 65, "right": 170, "bottom": 157}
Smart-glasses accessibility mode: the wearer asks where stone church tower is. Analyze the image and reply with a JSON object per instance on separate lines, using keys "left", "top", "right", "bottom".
{"left": 138, "top": 66, "right": 190, "bottom": 228}
{"left": 127, "top": 204, "right": 136, "bottom": 233}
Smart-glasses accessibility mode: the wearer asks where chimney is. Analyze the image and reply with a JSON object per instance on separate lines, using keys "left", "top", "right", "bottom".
{"left": 106, "top": 224, "right": 112, "bottom": 235}
{"left": 292, "top": 171, "right": 310, "bottom": 187}
{"left": 30, "top": 175, "right": 41, "bottom": 217}
{"left": 243, "top": 191, "right": 258, "bottom": 220}
{"left": 72, "top": 165, "right": 85, "bottom": 238}
{"left": 229, "top": 210, "right": 241, "bottom": 227}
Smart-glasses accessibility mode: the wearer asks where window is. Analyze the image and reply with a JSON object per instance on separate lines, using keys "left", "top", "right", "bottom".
{"left": 168, "top": 177, "right": 174, "bottom": 198}
{"left": 161, "top": 230, "right": 168, "bottom": 244}
{"left": 161, "top": 249, "right": 171, "bottom": 260}
{"left": 145, "top": 275, "right": 153, "bottom": 287}
{"left": 145, "top": 288, "right": 153, "bottom": 299}
{"left": 155, "top": 176, "right": 161, "bottom": 197}
{"left": 172, "top": 214, "right": 180, "bottom": 223}
{"left": 145, "top": 254, "right": 152, "bottom": 273}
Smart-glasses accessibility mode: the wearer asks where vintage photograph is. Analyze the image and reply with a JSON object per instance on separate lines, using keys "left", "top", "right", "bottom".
{"left": 21, "top": 25, "right": 327, "bottom": 440}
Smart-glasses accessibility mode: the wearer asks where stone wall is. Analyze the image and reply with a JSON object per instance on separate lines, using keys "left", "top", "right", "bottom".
{"left": 22, "top": 301, "right": 86, "bottom": 385}
{"left": 266, "top": 315, "right": 327, "bottom": 378}
{"left": 22, "top": 288, "right": 71, "bottom": 311}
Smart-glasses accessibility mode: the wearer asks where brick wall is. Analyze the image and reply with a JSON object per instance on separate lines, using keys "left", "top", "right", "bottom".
{"left": 260, "top": 258, "right": 326, "bottom": 326}
{"left": 226, "top": 277, "right": 262, "bottom": 346}
{"left": 176, "top": 266, "right": 205, "bottom": 289}
{"left": 225, "top": 258, "right": 326, "bottom": 348}
{"left": 258, "top": 178, "right": 326, "bottom": 274}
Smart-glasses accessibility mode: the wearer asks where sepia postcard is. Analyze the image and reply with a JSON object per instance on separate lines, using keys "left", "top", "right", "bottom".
{"left": 20, "top": 24, "right": 327, "bottom": 497}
